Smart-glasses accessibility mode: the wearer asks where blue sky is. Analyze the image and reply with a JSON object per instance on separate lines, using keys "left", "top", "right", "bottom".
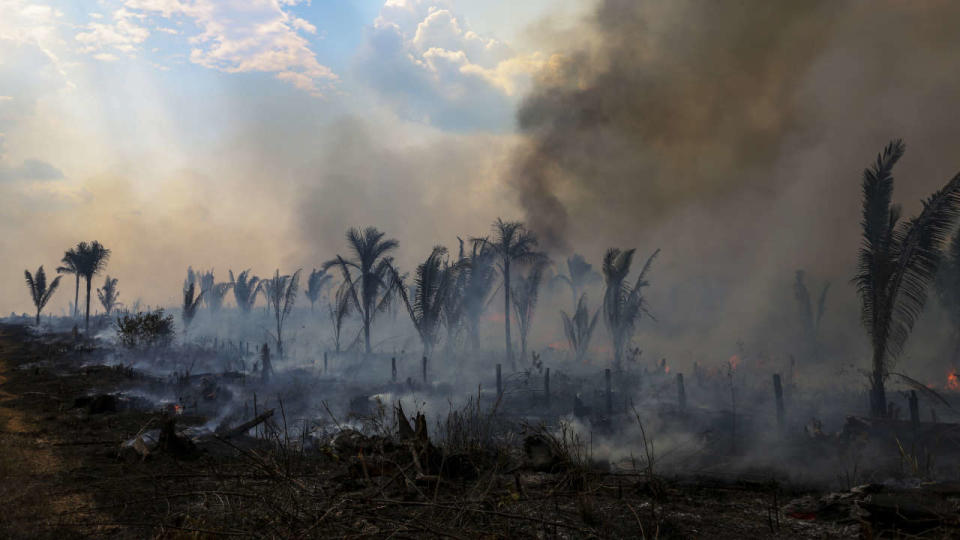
{"left": 0, "top": 0, "right": 582, "bottom": 312}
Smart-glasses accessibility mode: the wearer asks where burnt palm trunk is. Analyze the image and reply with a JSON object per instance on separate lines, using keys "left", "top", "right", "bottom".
{"left": 870, "top": 349, "right": 887, "bottom": 417}
{"left": 503, "top": 259, "right": 514, "bottom": 371}
{"left": 73, "top": 274, "right": 79, "bottom": 319}
{"left": 364, "top": 312, "right": 372, "bottom": 355}
{"left": 84, "top": 276, "right": 92, "bottom": 333}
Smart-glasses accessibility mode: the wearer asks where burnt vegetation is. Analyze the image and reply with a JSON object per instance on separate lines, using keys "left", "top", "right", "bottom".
{"left": 8, "top": 141, "right": 960, "bottom": 538}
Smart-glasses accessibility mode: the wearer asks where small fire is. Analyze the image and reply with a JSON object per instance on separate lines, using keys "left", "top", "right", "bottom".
{"left": 728, "top": 354, "right": 741, "bottom": 370}
{"left": 948, "top": 371, "right": 960, "bottom": 391}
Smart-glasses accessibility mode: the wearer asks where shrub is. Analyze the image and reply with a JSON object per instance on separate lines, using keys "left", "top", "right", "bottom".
{"left": 115, "top": 309, "right": 175, "bottom": 349}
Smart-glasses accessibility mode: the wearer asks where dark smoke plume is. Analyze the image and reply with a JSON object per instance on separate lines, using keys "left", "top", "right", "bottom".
{"left": 512, "top": 0, "right": 837, "bottom": 251}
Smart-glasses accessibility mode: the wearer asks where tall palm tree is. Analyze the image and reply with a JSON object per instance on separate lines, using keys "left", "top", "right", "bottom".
{"left": 562, "top": 293, "right": 600, "bottom": 362}
{"left": 306, "top": 268, "right": 333, "bottom": 313}
{"left": 512, "top": 260, "right": 547, "bottom": 365}
{"left": 554, "top": 254, "right": 599, "bottom": 309}
{"left": 97, "top": 275, "right": 120, "bottom": 316}
{"left": 74, "top": 241, "right": 111, "bottom": 333}
{"left": 229, "top": 269, "right": 261, "bottom": 314}
{"left": 25, "top": 266, "right": 61, "bottom": 326}
{"left": 56, "top": 247, "right": 80, "bottom": 319}
{"left": 324, "top": 227, "right": 403, "bottom": 355}
{"left": 475, "top": 218, "right": 542, "bottom": 370}
{"left": 602, "top": 247, "right": 659, "bottom": 371}
{"left": 854, "top": 140, "right": 960, "bottom": 417}
{"left": 402, "top": 246, "right": 456, "bottom": 359}
{"left": 329, "top": 282, "right": 351, "bottom": 354}
{"left": 261, "top": 269, "right": 301, "bottom": 359}
{"left": 461, "top": 237, "right": 498, "bottom": 351}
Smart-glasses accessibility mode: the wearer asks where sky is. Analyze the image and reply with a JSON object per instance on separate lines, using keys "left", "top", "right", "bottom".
{"left": 0, "top": 0, "right": 581, "bottom": 313}
{"left": 8, "top": 0, "right": 960, "bottom": 377}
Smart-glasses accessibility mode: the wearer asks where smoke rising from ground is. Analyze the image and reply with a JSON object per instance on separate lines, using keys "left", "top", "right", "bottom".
{"left": 509, "top": 0, "right": 960, "bottom": 376}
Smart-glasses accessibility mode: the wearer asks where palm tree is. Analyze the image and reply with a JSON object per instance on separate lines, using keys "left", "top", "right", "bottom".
{"left": 854, "top": 140, "right": 960, "bottom": 417}
{"left": 229, "top": 269, "right": 261, "bottom": 314}
{"left": 329, "top": 283, "right": 351, "bottom": 354}
{"left": 461, "top": 237, "right": 498, "bottom": 351}
{"left": 182, "top": 280, "right": 203, "bottom": 334}
{"left": 602, "top": 247, "right": 659, "bottom": 371}
{"left": 936, "top": 231, "right": 960, "bottom": 366}
{"left": 402, "top": 246, "right": 456, "bottom": 359}
{"left": 97, "top": 275, "right": 120, "bottom": 316}
{"left": 74, "top": 241, "right": 111, "bottom": 333}
{"left": 198, "top": 269, "right": 215, "bottom": 308}
{"left": 324, "top": 227, "right": 403, "bottom": 355}
{"left": 474, "top": 219, "right": 542, "bottom": 370}
{"left": 56, "top": 247, "right": 80, "bottom": 319}
{"left": 25, "top": 266, "right": 61, "bottom": 326}
{"left": 306, "top": 268, "right": 333, "bottom": 313}
{"left": 794, "top": 270, "right": 829, "bottom": 362}
{"left": 261, "top": 269, "right": 301, "bottom": 359}
{"left": 562, "top": 293, "right": 600, "bottom": 362}
{"left": 512, "top": 261, "right": 547, "bottom": 365}
{"left": 554, "top": 254, "right": 599, "bottom": 308}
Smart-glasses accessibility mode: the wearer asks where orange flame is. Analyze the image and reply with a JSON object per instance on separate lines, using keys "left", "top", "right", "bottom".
{"left": 728, "top": 354, "right": 741, "bottom": 370}
{"left": 948, "top": 371, "right": 960, "bottom": 391}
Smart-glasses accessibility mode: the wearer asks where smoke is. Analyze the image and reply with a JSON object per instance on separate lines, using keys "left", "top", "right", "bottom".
{"left": 509, "top": 0, "right": 960, "bottom": 373}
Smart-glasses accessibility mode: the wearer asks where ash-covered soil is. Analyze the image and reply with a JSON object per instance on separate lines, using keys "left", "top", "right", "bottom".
{"left": 1, "top": 323, "right": 956, "bottom": 538}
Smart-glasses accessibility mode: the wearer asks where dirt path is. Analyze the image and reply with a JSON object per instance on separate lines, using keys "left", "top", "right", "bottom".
{"left": 0, "top": 327, "right": 108, "bottom": 539}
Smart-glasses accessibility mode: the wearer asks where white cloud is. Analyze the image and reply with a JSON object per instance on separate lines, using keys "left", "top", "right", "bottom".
{"left": 118, "top": 0, "right": 338, "bottom": 96}
{"left": 356, "top": 0, "right": 545, "bottom": 130}
{"left": 75, "top": 7, "right": 150, "bottom": 55}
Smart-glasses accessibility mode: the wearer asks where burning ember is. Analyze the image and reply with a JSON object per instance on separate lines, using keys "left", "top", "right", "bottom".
{"left": 948, "top": 371, "right": 960, "bottom": 391}
{"left": 728, "top": 354, "right": 741, "bottom": 370}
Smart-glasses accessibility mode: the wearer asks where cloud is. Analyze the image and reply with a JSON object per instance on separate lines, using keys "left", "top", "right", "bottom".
{"left": 0, "top": 158, "right": 63, "bottom": 182}
{"left": 75, "top": 7, "right": 150, "bottom": 55}
{"left": 114, "top": 0, "right": 338, "bottom": 96}
{"left": 355, "top": 0, "right": 545, "bottom": 131}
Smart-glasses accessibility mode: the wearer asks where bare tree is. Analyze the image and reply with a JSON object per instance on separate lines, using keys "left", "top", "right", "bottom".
{"left": 854, "top": 140, "right": 960, "bottom": 417}
{"left": 97, "top": 275, "right": 120, "bottom": 316}
{"left": 262, "top": 269, "right": 301, "bottom": 359}
{"left": 25, "top": 266, "right": 61, "bottom": 326}
{"left": 602, "top": 247, "right": 659, "bottom": 371}
{"left": 562, "top": 293, "right": 600, "bottom": 362}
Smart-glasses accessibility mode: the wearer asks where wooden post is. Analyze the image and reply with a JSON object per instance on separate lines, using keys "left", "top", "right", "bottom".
{"left": 677, "top": 373, "right": 686, "bottom": 414}
{"left": 544, "top": 367, "right": 551, "bottom": 408}
{"left": 323, "top": 351, "right": 328, "bottom": 375}
{"left": 422, "top": 356, "right": 427, "bottom": 384}
{"left": 773, "top": 374, "right": 785, "bottom": 431}
{"left": 496, "top": 364, "right": 502, "bottom": 396}
{"left": 391, "top": 357, "right": 397, "bottom": 382}
{"left": 909, "top": 390, "right": 920, "bottom": 427}
{"left": 605, "top": 368, "right": 613, "bottom": 416}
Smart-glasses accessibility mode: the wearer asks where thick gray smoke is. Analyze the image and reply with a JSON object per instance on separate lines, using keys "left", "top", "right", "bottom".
{"left": 510, "top": 0, "right": 960, "bottom": 376}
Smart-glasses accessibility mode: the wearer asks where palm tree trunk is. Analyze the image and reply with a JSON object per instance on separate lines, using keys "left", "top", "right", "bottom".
{"left": 36, "top": 309, "right": 41, "bottom": 327}
{"left": 364, "top": 312, "right": 372, "bottom": 355}
{"left": 870, "top": 348, "right": 887, "bottom": 417}
{"left": 73, "top": 274, "right": 79, "bottom": 319}
{"left": 504, "top": 260, "right": 514, "bottom": 371}
{"left": 85, "top": 276, "right": 92, "bottom": 334}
